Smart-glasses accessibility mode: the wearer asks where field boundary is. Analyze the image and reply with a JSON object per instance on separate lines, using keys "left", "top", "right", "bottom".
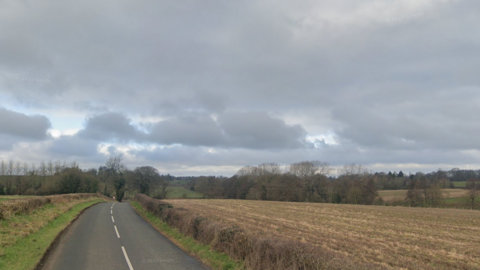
{"left": 133, "top": 194, "right": 378, "bottom": 270}
{"left": 130, "top": 200, "right": 242, "bottom": 270}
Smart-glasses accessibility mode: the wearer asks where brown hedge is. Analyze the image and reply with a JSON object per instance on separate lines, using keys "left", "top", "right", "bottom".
{"left": 133, "top": 194, "right": 384, "bottom": 270}
{"left": 0, "top": 193, "right": 107, "bottom": 220}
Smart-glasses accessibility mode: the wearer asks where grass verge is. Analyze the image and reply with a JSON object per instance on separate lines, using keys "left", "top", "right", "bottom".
{"left": 131, "top": 201, "right": 243, "bottom": 270}
{"left": 0, "top": 199, "right": 104, "bottom": 270}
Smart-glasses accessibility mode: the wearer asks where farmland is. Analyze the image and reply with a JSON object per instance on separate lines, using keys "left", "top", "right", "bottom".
{"left": 165, "top": 199, "right": 480, "bottom": 270}
{"left": 452, "top": 181, "right": 468, "bottom": 188}
{"left": 378, "top": 189, "right": 467, "bottom": 202}
{"left": 166, "top": 186, "right": 203, "bottom": 199}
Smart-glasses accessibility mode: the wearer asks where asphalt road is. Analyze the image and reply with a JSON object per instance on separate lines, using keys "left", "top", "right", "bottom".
{"left": 41, "top": 202, "right": 208, "bottom": 270}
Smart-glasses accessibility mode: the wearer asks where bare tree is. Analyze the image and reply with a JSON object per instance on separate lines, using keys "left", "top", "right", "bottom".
{"left": 339, "top": 164, "right": 368, "bottom": 176}
{"left": 54, "top": 160, "right": 63, "bottom": 174}
{"left": 289, "top": 161, "right": 331, "bottom": 178}
{"left": 14, "top": 161, "right": 22, "bottom": 176}
{"left": 158, "top": 176, "right": 170, "bottom": 199}
{"left": 0, "top": 160, "right": 6, "bottom": 176}
{"left": 47, "top": 161, "right": 54, "bottom": 176}
{"left": 106, "top": 155, "right": 127, "bottom": 201}
{"left": 466, "top": 179, "right": 479, "bottom": 210}
{"left": 22, "top": 162, "right": 29, "bottom": 176}
{"left": 7, "top": 160, "right": 14, "bottom": 176}
{"left": 235, "top": 166, "right": 258, "bottom": 177}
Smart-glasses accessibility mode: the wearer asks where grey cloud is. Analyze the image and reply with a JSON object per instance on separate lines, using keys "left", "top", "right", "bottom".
{"left": 49, "top": 135, "right": 99, "bottom": 157}
{"left": 148, "top": 113, "right": 224, "bottom": 147}
{"left": 0, "top": 108, "right": 51, "bottom": 139}
{"left": 332, "top": 86, "right": 480, "bottom": 152}
{"left": 148, "top": 111, "right": 310, "bottom": 149}
{"left": 218, "top": 111, "right": 310, "bottom": 149}
{"left": 68, "top": 111, "right": 311, "bottom": 150}
{"left": 1, "top": 1, "right": 480, "bottom": 174}
{"left": 78, "top": 112, "right": 144, "bottom": 142}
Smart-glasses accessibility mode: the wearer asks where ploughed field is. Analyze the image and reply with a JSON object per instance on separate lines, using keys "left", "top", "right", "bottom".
{"left": 164, "top": 199, "right": 480, "bottom": 270}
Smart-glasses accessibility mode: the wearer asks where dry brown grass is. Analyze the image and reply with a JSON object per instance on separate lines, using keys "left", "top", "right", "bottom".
{"left": 379, "top": 189, "right": 467, "bottom": 202}
{"left": 164, "top": 199, "right": 480, "bottom": 270}
{"left": 0, "top": 193, "right": 108, "bottom": 255}
{"left": 0, "top": 193, "right": 106, "bottom": 219}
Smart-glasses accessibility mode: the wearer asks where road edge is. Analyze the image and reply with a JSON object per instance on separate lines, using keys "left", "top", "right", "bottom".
{"left": 34, "top": 201, "right": 104, "bottom": 270}
{"left": 130, "top": 201, "right": 242, "bottom": 270}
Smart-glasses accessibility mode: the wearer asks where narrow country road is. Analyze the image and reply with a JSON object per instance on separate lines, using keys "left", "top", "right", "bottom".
{"left": 41, "top": 202, "right": 208, "bottom": 270}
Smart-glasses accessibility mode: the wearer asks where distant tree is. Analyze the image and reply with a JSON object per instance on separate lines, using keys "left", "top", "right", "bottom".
{"left": 59, "top": 168, "right": 82, "bottom": 194}
{"left": 405, "top": 179, "right": 421, "bottom": 207}
{"left": 158, "top": 176, "right": 170, "bottom": 199}
{"left": 289, "top": 160, "right": 331, "bottom": 178}
{"left": 113, "top": 174, "right": 126, "bottom": 201}
{"left": 132, "top": 166, "right": 159, "bottom": 195}
{"left": 362, "top": 177, "right": 378, "bottom": 205}
{"left": 105, "top": 155, "right": 127, "bottom": 201}
{"left": 466, "top": 179, "right": 479, "bottom": 210}
{"left": 398, "top": 171, "right": 404, "bottom": 178}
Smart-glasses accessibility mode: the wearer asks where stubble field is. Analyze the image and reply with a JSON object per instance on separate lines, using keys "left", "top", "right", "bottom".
{"left": 164, "top": 199, "right": 480, "bottom": 270}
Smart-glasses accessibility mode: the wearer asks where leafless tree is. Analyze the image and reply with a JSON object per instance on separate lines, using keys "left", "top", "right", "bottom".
{"left": 47, "top": 161, "right": 54, "bottom": 176}
{"left": 0, "top": 160, "right": 6, "bottom": 176}
{"left": 14, "top": 161, "right": 22, "bottom": 176}
{"left": 339, "top": 163, "right": 368, "bottom": 176}
{"left": 289, "top": 160, "right": 331, "bottom": 178}
{"left": 466, "top": 179, "right": 479, "bottom": 210}
{"left": 7, "top": 160, "right": 14, "bottom": 176}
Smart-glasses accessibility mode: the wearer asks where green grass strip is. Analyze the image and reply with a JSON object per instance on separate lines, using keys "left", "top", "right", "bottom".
{"left": 131, "top": 201, "right": 244, "bottom": 270}
{"left": 166, "top": 186, "right": 203, "bottom": 199}
{"left": 0, "top": 199, "right": 104, "bottom": 270}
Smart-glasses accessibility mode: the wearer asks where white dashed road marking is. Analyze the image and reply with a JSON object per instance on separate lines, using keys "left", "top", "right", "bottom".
{"left": 114, "top": 225, "right": 120, "bottom": 238}
{"left": 121, "top": 246, "right": 134, "bottom": 270}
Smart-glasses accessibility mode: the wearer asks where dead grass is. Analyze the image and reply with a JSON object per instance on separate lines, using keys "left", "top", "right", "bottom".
{"left": 0, "top": 193, "right": 105, "bottom": 219}
{"left": 0, "top": 194, "right": 110, "bottom": 255}
{"left": 164, "top": 199, "right": 480, "bottom": 270}
{"left": 379, "top": 189, "right": 467, "bottom": 202}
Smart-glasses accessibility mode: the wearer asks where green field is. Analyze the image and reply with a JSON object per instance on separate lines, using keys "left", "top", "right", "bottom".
{"left": 170, "top": 179, "right": 191, "bottom": 186}
{"left": 452, "top": 181, "right": 467, "bottom": 188}
{"left": 166, "top": 186, "right": 203, "bottom": 199}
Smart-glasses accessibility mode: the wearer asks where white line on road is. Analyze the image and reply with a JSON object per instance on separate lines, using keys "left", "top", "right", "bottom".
{"left": 114, "top": 225, "right": 120, "bottom": 238}
{"left": 111, "top": 216, "right": 115, "bottom": 223}
{"left": 111, "top": 210, "right": 113, "bottom": 214}
{"left": 121, "top": 246, "right": 134, "bottom": 270}
{"left": 112, "top": 202, "right": 116, "bottom": 209}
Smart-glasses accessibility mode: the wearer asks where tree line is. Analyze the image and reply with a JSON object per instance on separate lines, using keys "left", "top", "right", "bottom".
{"left": 186, "top": 161, "right": 479, "bottom": 207}
{"left": 187, "top": 162, "right": 379, "bottom": 205}
{"left": 1, "top": 157, "right": 478, "bottom": 207}
{"left": 0, "top": 155, "right": 171, "bottom": 201}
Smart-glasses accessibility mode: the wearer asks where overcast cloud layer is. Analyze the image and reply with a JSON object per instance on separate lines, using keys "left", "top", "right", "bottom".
{"left": 1, "top": 0, "right": 480, "bottom": 175}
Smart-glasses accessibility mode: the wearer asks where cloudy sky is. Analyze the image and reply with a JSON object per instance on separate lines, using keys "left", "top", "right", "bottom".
{"left": 1, "top": 0, "right": 479, "bottom": 176}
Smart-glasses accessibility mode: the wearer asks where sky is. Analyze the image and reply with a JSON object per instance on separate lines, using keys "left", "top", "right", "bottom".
{"left": 1, "top": 0, "right": 479, "bottom": 176}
